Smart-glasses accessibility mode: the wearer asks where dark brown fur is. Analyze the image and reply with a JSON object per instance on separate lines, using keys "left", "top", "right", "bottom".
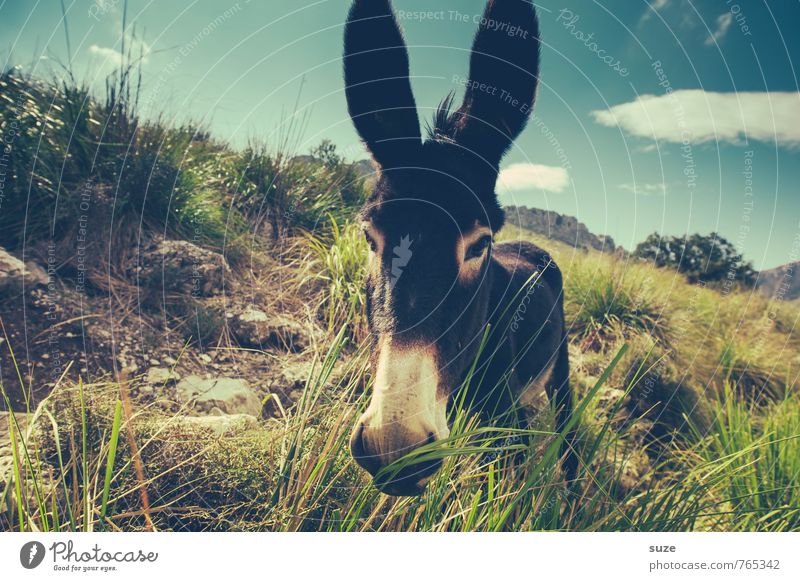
{"left": 344, "top": 0, "right": 575, "bottom": 495}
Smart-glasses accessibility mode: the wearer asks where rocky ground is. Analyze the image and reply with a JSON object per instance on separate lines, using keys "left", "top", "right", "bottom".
{"left": 0, "top": 238, "right": 334, "bottom": 423}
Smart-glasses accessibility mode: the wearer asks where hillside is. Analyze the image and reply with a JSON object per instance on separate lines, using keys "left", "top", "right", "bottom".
{"left": 503, "top": 206, "right": 796, "bottom": 303}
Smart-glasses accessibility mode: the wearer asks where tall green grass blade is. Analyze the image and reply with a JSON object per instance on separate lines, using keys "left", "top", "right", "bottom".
{"left": 100, "top": 400, "right": 124, "bottom": 528}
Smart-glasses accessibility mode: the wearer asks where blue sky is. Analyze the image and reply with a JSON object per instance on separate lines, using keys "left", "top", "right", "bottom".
{"left": 2, "top": 0, "right": 799, "bottom": 269}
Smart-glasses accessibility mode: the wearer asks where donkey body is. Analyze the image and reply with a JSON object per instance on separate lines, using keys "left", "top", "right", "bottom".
{"left": 344, "top": 0, "right": 575, "bottom": 496}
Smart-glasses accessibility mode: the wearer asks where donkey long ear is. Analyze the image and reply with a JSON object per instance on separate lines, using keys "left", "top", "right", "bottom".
{"left": 448, "top": 0, "right": 540, "bottom": 171}
{"left": 344, "top": 0, "right": 422, "bottom": 170}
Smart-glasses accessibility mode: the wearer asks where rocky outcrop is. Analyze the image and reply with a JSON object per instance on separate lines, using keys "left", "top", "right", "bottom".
{"left": 757, "top": 262, "right": 800, "bottom": 301}
{"left": 0, "top": 247, "right": 48, "bottom": 294}
{"left": 133, "top": 239, "right": 228, "bottom": 297}
{"left": 176, "top": 375, "right": 262, "bottom": 417}
{"left": 504, "top": 206, "right": 615, "bottom": 253}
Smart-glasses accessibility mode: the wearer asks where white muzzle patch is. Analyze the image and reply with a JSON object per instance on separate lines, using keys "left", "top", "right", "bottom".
{"left": 362, "top": 339, "right": 450, "bottom": 461}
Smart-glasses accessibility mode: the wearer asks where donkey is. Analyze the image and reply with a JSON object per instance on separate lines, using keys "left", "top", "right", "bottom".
{"left": 344, "top": 0, "right": 575, "bottom": 496}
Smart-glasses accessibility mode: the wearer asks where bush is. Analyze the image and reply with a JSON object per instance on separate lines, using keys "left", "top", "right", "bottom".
{"left": 633, "top": 232, "right": 756, "bottom": 287}
{"left": 231, "top": 141, "right": 366, "bottom": 242}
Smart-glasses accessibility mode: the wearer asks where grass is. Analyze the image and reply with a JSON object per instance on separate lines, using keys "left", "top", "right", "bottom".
{"left": 687, "top": 383, "right": 800, "bottom": 530}
{"left": 2, "top": 314, "right": 799, "bottom": 531}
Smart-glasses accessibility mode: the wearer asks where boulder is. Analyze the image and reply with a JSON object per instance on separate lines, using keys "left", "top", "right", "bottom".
{"left": 231, "top": 309, "right": 308, "bottom": 351}
{"left": 135, "top": 239, "right": 228, "bottom": 297}
{"left": 0, "top": 247, "right": 48, "bottom": 294}
{"left": 176, "top": 375, "right": 262, "bottom": 417}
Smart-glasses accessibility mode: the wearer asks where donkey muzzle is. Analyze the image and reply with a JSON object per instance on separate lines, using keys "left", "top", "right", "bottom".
{"left": 350, "top": 420, "right": 443, "bottom": 496}
{"left": 350, "top": 340, "right": 450, "bottom": 495}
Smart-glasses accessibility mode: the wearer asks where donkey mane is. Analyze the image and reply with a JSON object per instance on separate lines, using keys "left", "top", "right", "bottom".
{"left": 427, "top": 93, "right": 459, "bottom": 143}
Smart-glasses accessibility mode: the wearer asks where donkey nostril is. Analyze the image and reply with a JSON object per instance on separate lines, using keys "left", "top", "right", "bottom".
{"left": 350, "top": 423, "right": 367, "bottom": 458}
{"left": 350, "top": 422, "right": 380, "bottom": 476}
{"left": 426, "top": 432, "right": 436, "bottom": 445}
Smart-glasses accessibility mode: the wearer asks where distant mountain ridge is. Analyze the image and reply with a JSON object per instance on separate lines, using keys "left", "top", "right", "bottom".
{"left": 504, "top": 206, "right": 616, "bottom": 253}
{"left": 757, "top": 262, "right": 800, "bottom": 301}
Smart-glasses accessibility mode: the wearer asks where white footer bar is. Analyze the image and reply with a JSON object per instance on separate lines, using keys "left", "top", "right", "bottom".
{"left": 2, "top": 532, "right": 798, "bottom": 580}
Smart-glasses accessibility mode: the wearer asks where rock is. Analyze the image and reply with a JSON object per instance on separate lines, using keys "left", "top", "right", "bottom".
{"left": 232, "top": 309, "right": 309, "bottom": 351}
{"left": 504, "top": 206, "right": 616, "bottom": 253}
{"left": 0, "top": 247, "right": 48, "bottom": 294}
{"left": 176, "top": 375, "right": 262, "bottom": 417}
{"left": 135, "top": 239, "right": 228, "bottom": 297}
{"left": 145, "top": 367, "right": 181, "bottom": 386}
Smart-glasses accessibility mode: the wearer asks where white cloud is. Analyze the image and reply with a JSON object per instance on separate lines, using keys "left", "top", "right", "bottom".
{"left": 497, "top": 163, "right": 570, "bottom": 194}
{"left": 619, "top": 182, "right": 667, "bottom": 196}
{"left": 88, "top": 34, "right": 151, "bottom": 67}
{"left": 705, "top": 13, "right": 733, "bottom": 46}
{"left": 89, "top": 44, "right": 124, "bottom": 66}
{"left": 635, "top": 143, "right": 660, "bottom": 153}
{"left": 591, "top": 90, "right": 800, "bottom": 147}
{"left": 639, "top": 0, "right": 671, "bottom": 25}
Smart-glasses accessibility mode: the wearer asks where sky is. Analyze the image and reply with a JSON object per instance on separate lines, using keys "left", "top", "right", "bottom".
{"left": 1, "top": 0, "right": 799, "bottom": 269}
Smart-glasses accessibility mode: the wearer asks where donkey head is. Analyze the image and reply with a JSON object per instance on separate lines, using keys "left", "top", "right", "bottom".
{"left": 344, "top": 0, "right": 541, "bottom": 495}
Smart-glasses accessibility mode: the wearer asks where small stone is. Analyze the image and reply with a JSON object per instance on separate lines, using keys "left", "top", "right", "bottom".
{"left": 145, "top": 367, "right": 180, "bottom": 386}
{"left": 231, "top": 309, "right": 309, "bottom": 352}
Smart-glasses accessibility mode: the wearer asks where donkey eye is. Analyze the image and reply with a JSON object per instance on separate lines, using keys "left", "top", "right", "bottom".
{"left": 364, "top": 230, "right": 378, "bottom": 252}
{"left": 466, "top": 236, "right": 492, "bottom": 260}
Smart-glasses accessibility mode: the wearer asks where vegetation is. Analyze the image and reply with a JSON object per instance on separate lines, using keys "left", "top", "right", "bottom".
{"left": 633, "top": 232, "right": 757, "bottom": 287}
{"left": 0, "top": 71, "right": 798, "bottom": 532}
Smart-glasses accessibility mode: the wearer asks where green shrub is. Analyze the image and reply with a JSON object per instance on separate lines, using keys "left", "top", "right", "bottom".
{"left": 231, "top": 141, "right": 366, "bottom": 241}
{"left": 565, "top": 262, "right": 670, "bottom": 349}
{"left": 299, "top": 216, "right": 368, "bottom": 336}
